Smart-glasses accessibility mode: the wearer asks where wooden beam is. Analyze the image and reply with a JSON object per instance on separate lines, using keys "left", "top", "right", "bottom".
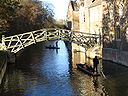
{"left": 31, "top": 32, "right": 36, "bottom": 44}
{"left": 17, "top": 35, "right": 24, "bottom": 49}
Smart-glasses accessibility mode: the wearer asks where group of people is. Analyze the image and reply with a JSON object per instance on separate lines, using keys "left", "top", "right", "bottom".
{"left": 83, "top": 56, "right": 99, "bottom": 73}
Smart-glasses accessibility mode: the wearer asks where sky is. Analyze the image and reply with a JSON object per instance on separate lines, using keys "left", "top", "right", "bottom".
{"left": 41, "top": 0, "right": 69, "bottom": 19}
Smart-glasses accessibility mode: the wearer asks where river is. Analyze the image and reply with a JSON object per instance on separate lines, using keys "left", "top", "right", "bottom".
{"left": 0, "top": 40, "right": 128, "bottom": 96}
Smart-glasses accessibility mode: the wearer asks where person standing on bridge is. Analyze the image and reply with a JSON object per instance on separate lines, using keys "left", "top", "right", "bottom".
{"left": 93, "top": 56, "right": 99, "bottom": 73}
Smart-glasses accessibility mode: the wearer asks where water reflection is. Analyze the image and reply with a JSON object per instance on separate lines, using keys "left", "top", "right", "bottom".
{"left": 0, "top": 40, "right": 128, "bottom": 96}
{"left": 102, "top": 61, "right": 128, "bottom": 96}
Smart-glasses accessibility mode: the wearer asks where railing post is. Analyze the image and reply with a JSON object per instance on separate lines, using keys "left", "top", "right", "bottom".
{"left": 42, "top": 29, "right": 47, "bottom": 40}
{"left": 60, "top": 29, "right": 63, "bottom": 40}
{"left": 63, "top": 29, "right": 66, "bottom": 40}
{"left": 1, "top": 35, "right": 7, "bottom": 50}
{"left": 69, "top": 31, "right": 73, "bottom": 42}
{"left": 31, "top": 32, "right": 36, "bottom": 44}
{"left": 45, "top": 30, "right": 49, "bottom": 40}
{"left": 58, "top": 29, "right": 61, "bottom": 40}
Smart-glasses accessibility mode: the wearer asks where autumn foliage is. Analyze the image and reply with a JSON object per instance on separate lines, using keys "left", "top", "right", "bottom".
{"left": 0, "top": 0, "right": 55, "bottom": 36}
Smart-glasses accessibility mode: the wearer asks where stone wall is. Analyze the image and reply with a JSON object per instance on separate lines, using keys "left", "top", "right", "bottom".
{"left": 103, "top": 48, "right": 128, "bottom": 67}
{"left": 102, "top": 0, "right": 128, "bottom": 66}
{"left": 0, "top": 51, "right": 7, "bottom": 84}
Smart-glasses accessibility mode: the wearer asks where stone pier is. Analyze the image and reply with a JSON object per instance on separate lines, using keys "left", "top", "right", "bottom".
{"left": 0, "top": 50, "right": 7, "bottom": 84}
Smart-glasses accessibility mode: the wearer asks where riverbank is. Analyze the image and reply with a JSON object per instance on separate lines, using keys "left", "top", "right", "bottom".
{"left": 103, "top": 48, "right": 128, "bottom": 67}
{"left": 0, "top": 50, "right": 7, "bottom": 84}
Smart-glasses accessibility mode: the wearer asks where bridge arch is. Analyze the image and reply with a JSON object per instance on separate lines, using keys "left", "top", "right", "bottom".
{"left": 2, "top": 28, "right": 100, "bottom": 53}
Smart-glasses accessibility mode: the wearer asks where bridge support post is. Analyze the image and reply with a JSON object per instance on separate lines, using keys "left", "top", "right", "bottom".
{"left": 72, "top": 43, "right": 86, "bottom": 68}
{"left": 7, "top": 51, "right": 16, "bottom": 63}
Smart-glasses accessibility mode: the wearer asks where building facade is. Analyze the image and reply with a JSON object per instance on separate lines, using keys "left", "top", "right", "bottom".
{"left": 67, "top": 1, "right": 79, "bottom": 31}
{"left": 67, "top": 0, "right": 103, "bottom": 67}
{"left": 102, "top": 0, "right": 128, "bottom": 66}
{"left": 67, "top": 0, "right": 102, "bottom": 34}
{"left": 89, "top": 0, "right": 102, "bottom": 34}
{"left": 67, "top": 0, "right": 128, "bottom": 66}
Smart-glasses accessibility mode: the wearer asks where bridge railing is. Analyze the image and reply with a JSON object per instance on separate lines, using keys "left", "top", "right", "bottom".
{"left": 69, "top": 30, "right": 100, "bottom": 48}
{"left": 2, "top": 29, "right": 101, "bottom": 53}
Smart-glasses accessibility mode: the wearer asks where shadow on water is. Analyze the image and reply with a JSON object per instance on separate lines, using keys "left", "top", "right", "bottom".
{"left": 0, "top": 40, "right": 128, "bottom": 96}
{"left": 102, "top": 60, "right": 128, "bottom": 96}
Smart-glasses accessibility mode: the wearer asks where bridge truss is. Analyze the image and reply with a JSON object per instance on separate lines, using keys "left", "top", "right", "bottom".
{"left": 2, "top": 29, "right": 101, "bottom": 53}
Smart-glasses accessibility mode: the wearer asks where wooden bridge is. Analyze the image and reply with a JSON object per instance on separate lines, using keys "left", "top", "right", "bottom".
{"left": 1, "top": 28, "right": 101, "bottom": 53}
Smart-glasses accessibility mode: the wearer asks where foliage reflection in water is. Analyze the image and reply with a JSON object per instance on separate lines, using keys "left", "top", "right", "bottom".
{"left": 0, "top": 40, "right": 128, "bottom": 96}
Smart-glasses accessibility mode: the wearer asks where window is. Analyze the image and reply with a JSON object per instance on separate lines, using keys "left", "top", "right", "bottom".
{"left": 79, "top": 6, "right": 85, "bottom": 23}
{"left": 109, "top": 5, "right": 114, "bottom": 20}
{"left": 67, "top": 21, "right": 72, "bottom": 30}
{"left": 119, "top": 1, "right": 124, "bottom": 18}
{"left": 115, "top": 26, "right": 121, "bottom": 40}
{"left": 84, "top": 14, "right": 85, "bottom": 22}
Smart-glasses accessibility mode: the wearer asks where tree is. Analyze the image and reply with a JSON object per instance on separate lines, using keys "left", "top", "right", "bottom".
{"left": 0, "top": 0, "right": 21, "bottom": 34}
{"left": 0, "top": 0, "right": 55, "bottom": 36}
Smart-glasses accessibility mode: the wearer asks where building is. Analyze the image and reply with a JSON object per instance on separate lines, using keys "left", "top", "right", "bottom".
{"left": 89, "top": 0, "right": 102, "bottom": 34}
{"left": 67, "top": 0, "right": 128, "bottom": 66}
{"left": 78, "top": 0, "right": 103, "bottom": 34}
{"left": 102, "top": 0, "right": 128, "bottom": 66}
{"left": 67, "top": 0, "right": 79, "bottom": 31}
{"left": 67, "top": 0, "right": 102, "bottom": 34}
{"left": 67, "top": 0, "right": 103, "bottom": 67}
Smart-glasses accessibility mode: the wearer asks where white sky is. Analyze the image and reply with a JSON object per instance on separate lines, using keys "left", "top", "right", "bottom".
{"left": 41, "top": 0, "right": 69, "bottom": 19}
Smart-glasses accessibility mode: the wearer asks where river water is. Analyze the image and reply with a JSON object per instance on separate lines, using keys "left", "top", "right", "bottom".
{"left": 0, "top": 40, "right": 128, "bottom": 96}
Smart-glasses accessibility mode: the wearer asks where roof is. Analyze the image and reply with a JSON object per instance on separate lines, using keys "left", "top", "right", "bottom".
{"left": 89, "top": 0, "right": 102, "bottom": 8}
